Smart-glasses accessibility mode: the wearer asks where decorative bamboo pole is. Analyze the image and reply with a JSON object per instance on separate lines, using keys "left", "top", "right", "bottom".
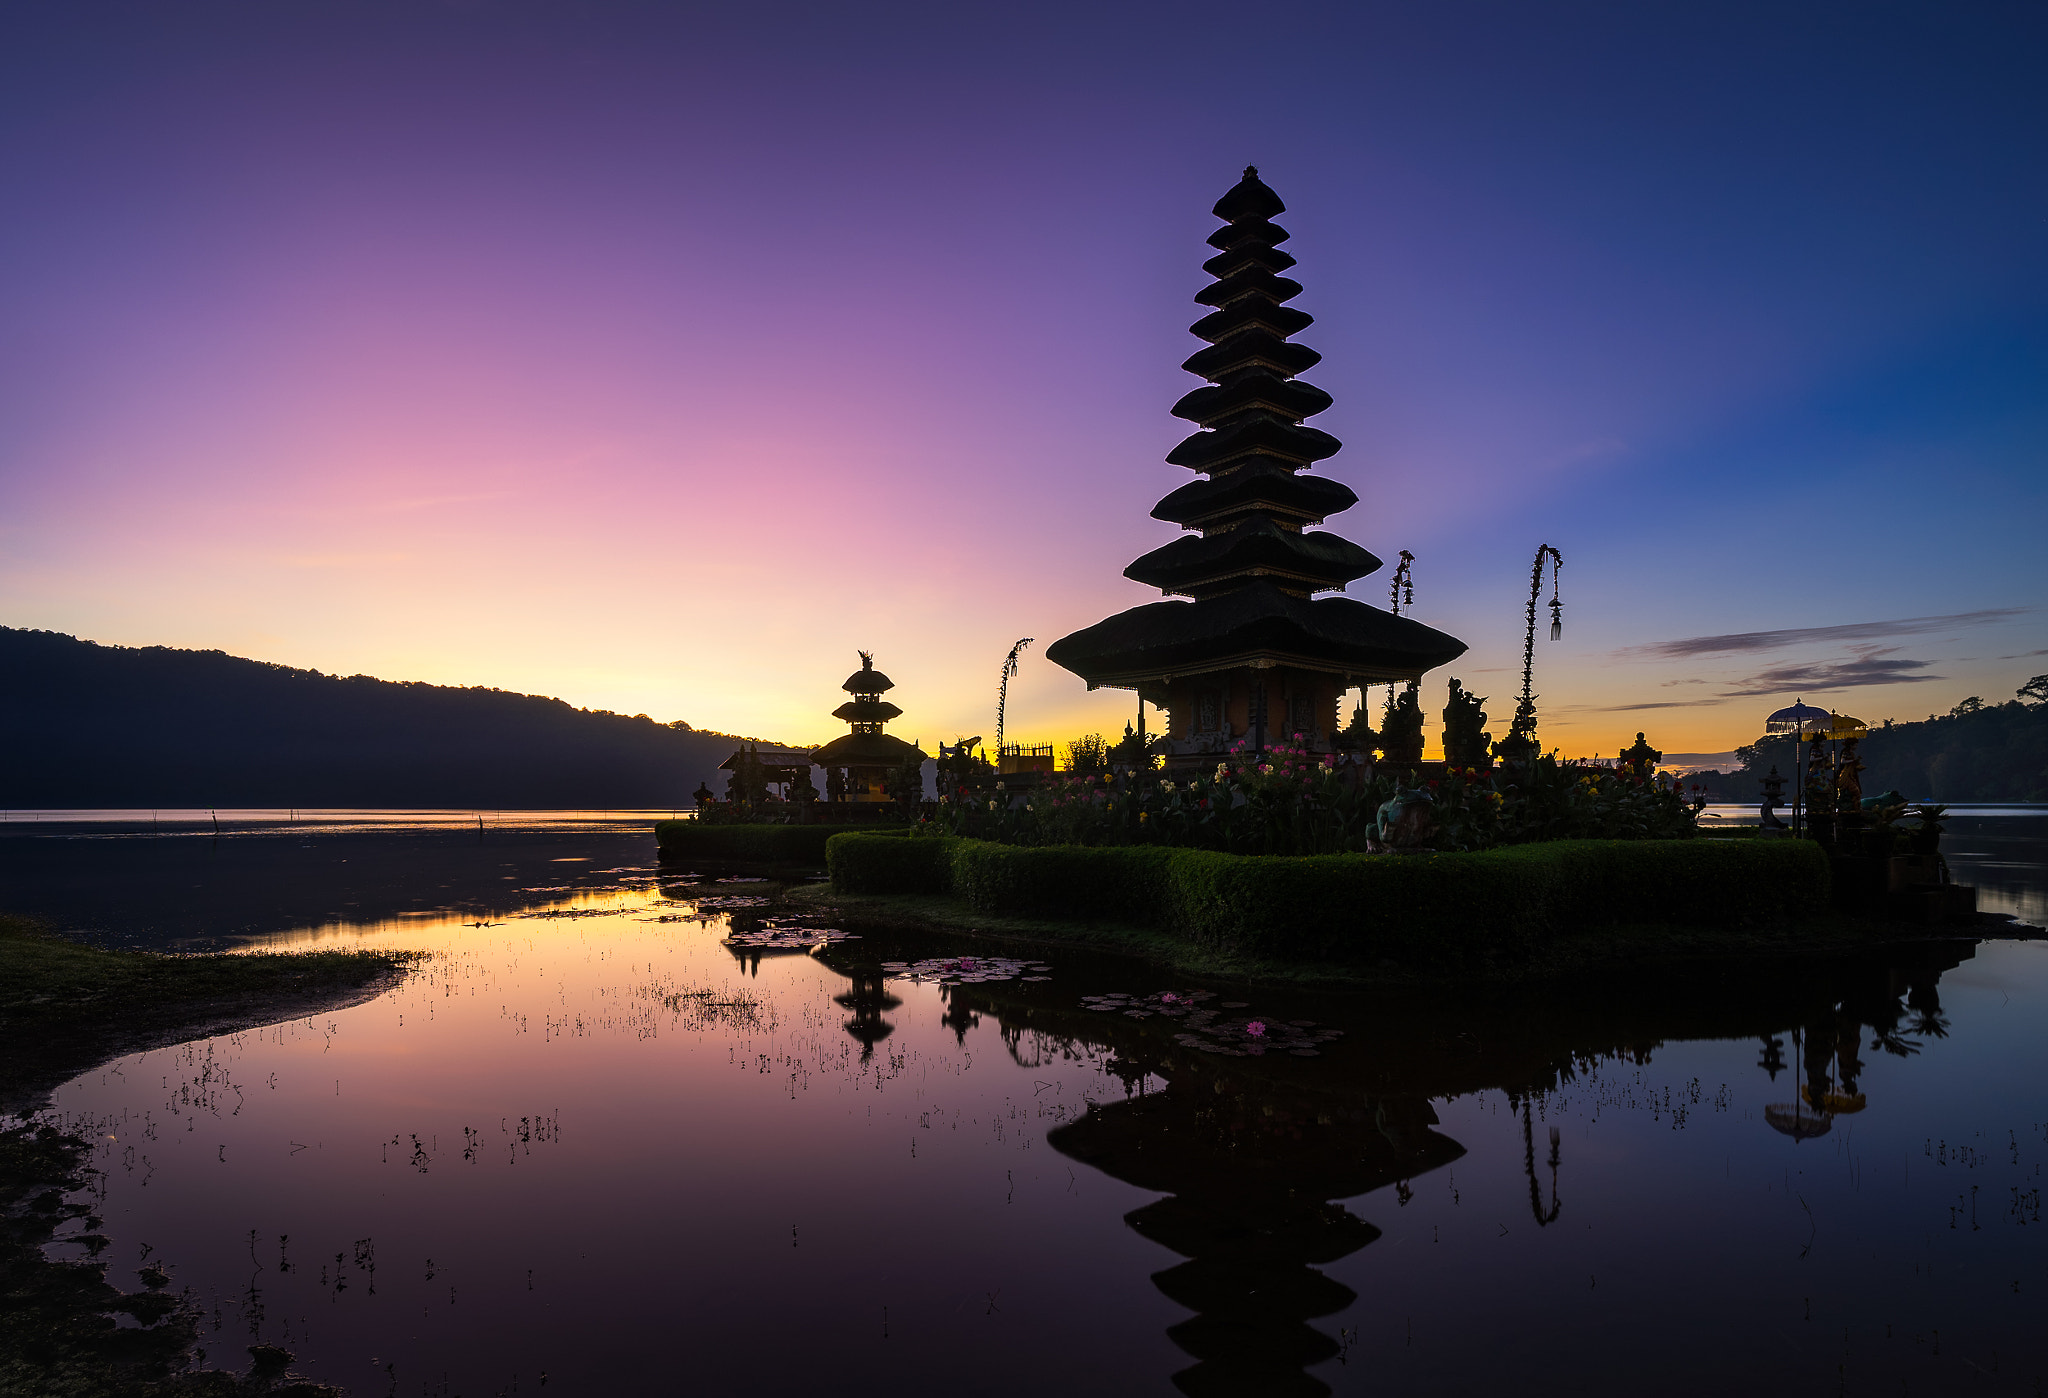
{"left": 995, "top": 638, "right": 1033, "bottom": 757}
{"left": 1503, "top": 545, "right": 1564, "bottom": 757}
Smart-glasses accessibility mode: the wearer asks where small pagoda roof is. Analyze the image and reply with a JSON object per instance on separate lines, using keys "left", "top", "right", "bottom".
{"left": 1046, "top": 580, "right": 1467, "bottom": 689}
{"left": 841, "top": 652, "right": 894, "bottom": 694}
{"left": 832, "top": 697, "right": 903, "bottom": 724}
{"left": 811, "top": 730, "right": 928, "bottom": 767}
{"left": 1150, "top": 469, "right": 1358, "bottom": 530}
{"left": 1125, "top": 517, "right": 1380, "bottom": 596}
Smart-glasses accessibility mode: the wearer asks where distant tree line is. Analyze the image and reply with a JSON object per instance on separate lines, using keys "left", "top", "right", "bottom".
{"left": 0, "top": 628, "right": 777, "bottom": 809}
{"left": 1688, "top": 676, "right": 2048, "bottom": 804}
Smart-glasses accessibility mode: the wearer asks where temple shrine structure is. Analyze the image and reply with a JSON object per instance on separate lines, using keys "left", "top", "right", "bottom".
{"left": 809, "top": 652, "right": 927, "bottom": 802}
{"left": 1048, "top": 169, "right": 1466, "bottom": 763}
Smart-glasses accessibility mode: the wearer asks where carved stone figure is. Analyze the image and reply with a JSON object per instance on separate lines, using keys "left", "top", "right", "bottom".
{"left": 1373, "top": 786, "right": 1437, "bottom": 850}
{"left": 1758, "top": 767, "right": 1788, "bottom": 832}
{"left": 1834, "top": 736, "right": 1865, "bottom": 811}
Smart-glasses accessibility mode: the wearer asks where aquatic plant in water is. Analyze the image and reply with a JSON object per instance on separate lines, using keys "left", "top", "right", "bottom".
{"left": 1077, "top": 990, "right": 1342, "bottom": 1057}
{"left": 722, "top": 926, "right": 860, "bottom": 950}
{"left": 880, "top": 956, "right": 1052, "bottom": 984}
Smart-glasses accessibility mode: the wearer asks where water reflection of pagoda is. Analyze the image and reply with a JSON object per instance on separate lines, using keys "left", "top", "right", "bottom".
{"left": 808, "top": 934, "right": 1976, "bottom": 1396}
{"left": 834, "top": 968, "right": 901, "bottom": 1060}
{"left": 1048, "top": 169, "right": 1465, "bottom": 759}
{"left": 1051, "top": 1084, "right": 1459, "bottom": 1396}
{"left": 809, "top": 652, "right": 926, "bottom": 802}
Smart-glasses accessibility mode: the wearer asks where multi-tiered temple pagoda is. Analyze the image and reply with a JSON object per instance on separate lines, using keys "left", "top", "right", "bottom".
{"left": 1048, "top": 169, "right": 1465, "bottom": 759}
{"left": 809, "top": 652, "right": 926, "bottom": 802}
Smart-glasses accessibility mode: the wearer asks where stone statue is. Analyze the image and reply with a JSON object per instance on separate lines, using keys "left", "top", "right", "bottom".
{"left": 1758, "top": 767, "right": 1787, "bottom": 833}
{"left": 1620, "top": 731, "right": 1662, "bottom": 782}
{"left": 1834, "top": 736, "right": 1865, "bottom": 811}
{"left": 1372, "top": 786, "right": 1437, "bottom": 851}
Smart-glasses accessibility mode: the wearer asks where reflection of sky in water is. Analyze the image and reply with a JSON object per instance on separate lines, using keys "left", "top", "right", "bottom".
{"left": 25, "top": 829, "right": 2048, "bottom": 1396}
{"left": 1943, "top": 812, "right": 2048, "bottom": 925}
{"left": 5, "top": 809, "right": 678, "bottom": 834}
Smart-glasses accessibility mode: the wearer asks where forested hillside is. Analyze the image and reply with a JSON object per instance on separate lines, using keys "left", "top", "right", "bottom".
{"left": 1691, "top": 678, "right": 2048, "bottom": 803}
{"left": 1, "top": 628, "right": 774, "bottom": 808}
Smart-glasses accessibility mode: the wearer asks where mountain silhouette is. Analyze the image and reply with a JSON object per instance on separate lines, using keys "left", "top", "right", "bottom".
{"left": 1, "top": 627, "right": 771, "bottom": 808}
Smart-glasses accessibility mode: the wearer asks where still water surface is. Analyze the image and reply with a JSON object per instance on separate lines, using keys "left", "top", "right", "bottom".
{"left": 18, "top": 812, "right": 2048, "bottom": 1395}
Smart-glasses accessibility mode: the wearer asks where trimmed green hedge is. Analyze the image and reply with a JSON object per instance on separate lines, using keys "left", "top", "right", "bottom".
{"left": 657, "top": 822, "right": 911, "bottom": 863}
{"left": 827, "top": 830, "right": 954, "bottom": 893}
{"left": 824, "top": 832, "right": 1831, "bottom": 963}
{"left": 950, "top": 842, "right": 1181, "bottom": 923}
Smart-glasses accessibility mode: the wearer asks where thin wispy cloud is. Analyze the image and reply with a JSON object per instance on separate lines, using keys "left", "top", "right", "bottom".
{"left": 1716, "top": 645, "right": 1941, "bottom": 697}
{"left": 1553, "top": 698, "right": 1726, "bottom": 713}
{"left": 1605, "top": 698, "right": 1728, "bottom": 711}
{"left": 1622, "top": 608, "right": 2026, "bottom": 660}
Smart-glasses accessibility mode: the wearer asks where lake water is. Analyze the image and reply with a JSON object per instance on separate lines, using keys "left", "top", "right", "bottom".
{"left": 9, "top": 810, "right": 2048, "bottom": 1396}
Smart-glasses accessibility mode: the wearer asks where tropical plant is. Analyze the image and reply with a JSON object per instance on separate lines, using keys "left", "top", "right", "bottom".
{"left": 931, "top": 741, "right": 1701, "bottom": 855}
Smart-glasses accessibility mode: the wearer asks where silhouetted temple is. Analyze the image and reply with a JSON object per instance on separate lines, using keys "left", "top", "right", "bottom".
{"left": 808, "top": 652, "right": 926, "bottom": 801}
{"left": 1048, "top": 169, "right": 1465, "bottom": 759}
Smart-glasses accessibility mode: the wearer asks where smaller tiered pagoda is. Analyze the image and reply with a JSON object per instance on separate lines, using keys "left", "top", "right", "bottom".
{"left": 809, "top": 652, "right": 927, "bottom": 802}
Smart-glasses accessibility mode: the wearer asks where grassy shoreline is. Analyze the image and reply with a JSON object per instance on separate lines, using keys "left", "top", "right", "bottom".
{"left": 1, "top": 914, "right": 411, "bottom": 1115}
{"left": 1, "top": 913, "right": 407, "bottom": 1396}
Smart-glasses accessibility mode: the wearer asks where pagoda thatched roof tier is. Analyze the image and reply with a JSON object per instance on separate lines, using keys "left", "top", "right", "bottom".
{"left": 1150, "top": 470, "right": 1358, "bottom": 531}
{"left": 1194, "top": 268, "right": 1303, "bottom": 309}
{"left": 841, "top": 654, "right": 893, "bottom": 694}
{"left": 1213, "top": 167, "right": 1288, "bottom": 223}
{"left": 1167, "top": 416, "right": 1340, "bottom": 472}
{"left": 1125, "top": 518, "right": 1379, "bottom": 596}
{"left": 1171, "top": 373, "right": 1331, "bottom": 427}
{"left": 831, "top": 698, "right": 903, "bottom": 724}
{"left": 1205, "top": 218, "right": 1288, "bottom": 252}
{"left": 1202, "top": 243, "right": 1296, "bottom": 279}
{"left": 1190, "top": 299, "right": 1313, "bottom": 345}
{"left": 1182, "top": 332, "right": 1321, "bottom": 381}
{"left": 1047, "top": 580, "right": 1466, "bottom": 689}
{"left": 810, "top": 730, "right": 927, "bottom": 767}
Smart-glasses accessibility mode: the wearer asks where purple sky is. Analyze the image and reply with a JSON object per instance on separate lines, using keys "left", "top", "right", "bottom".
{"left": 3, "top": 1, "right": 2043, "bottom": 756}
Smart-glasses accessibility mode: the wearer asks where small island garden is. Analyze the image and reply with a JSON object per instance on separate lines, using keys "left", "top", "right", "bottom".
{"left": 661, "top": 168, "right": 1985, "bottom": 979}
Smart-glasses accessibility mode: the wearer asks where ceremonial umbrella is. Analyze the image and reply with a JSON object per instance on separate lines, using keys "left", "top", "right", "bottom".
{"left": 1763, "top": 701, "right": 1832, "bottom": 835}
{"left": 1764, "top": 701, "right": 1832, "bottom": 735}
{"left": 1764, "top": 1103, "right": 1834, "bottom": 1140}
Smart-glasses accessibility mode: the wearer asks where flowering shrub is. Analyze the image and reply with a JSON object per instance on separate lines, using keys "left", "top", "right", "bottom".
{"left": 931, "top": 743, "right": 1702, "bottom": 855}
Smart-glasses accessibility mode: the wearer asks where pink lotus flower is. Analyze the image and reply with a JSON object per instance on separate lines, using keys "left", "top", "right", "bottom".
{"left": 1161, "top": 993, "right": 1180, "bottom": 1004}
{"left": 1246, "top": 1020, "right": 1267, "bottom": 1037}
